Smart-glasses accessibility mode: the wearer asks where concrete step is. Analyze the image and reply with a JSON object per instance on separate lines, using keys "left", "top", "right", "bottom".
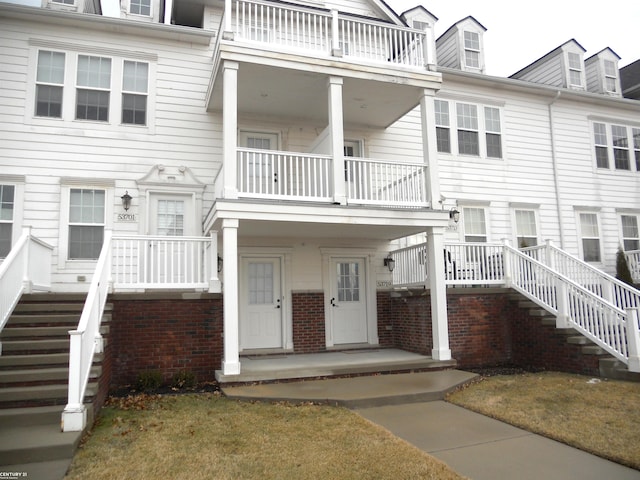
{"left": 0, "top": 382, "right": 97, "bottom": 404}
{"left": 0, "top": 405, "right": 63, "bottom": 427}
{"left": 566, "top": 335, "right": 593, "bottom": 345}
{"left": 1, "top": 326, "right": 72, "bottom": 339}
{"left": 13, "top": 303, "right": 84, "bottom": 314}
{"left": 0, "top": 422, "right": 82, "bottom": 466}
{"left": 0, "top": 366, "right": 101, "bottom": 385}
{"left": 581, "top": 345, "right": 609, "bottom": 355}
{"left": 599, "top": 357, "right": 640, "bottom": 381}
{"left": 5, "top": 314, "right": 81, "bottom": 325}
{"left": 0, "top": 353, "right": 70, "bottom": 368}
{"left": 1, "top": 339, "right": 69, "bottom": 353}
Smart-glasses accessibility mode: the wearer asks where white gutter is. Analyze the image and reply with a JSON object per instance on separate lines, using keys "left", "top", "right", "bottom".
{"left": 548, "top": 90, "right": 565, "bottom": 249}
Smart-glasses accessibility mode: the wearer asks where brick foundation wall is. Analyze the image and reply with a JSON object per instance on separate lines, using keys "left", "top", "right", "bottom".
{"left": 109, "top": 295, "right": 223, "bottom": 387}
{"left": 291, "top": 292, "right": 326, "bottom": 353}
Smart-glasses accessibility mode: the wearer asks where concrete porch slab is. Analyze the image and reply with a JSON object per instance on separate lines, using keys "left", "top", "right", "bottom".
{"left": 215, "top": 348, "right": 456, "bottom": 384}
{"left": 221, "top": 369, "right": 477, "bottom": 408}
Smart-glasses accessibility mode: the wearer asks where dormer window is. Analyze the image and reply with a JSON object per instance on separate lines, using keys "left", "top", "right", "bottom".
{"left": 130, "top": 0, "right": 151, "bottom": 16}
{"left": 412, "top": 20, "right": 430, "bottom": 31}
{"left": 52, "top": 0, "right": 75, "bottom": 4}
{"left": 604, "top": 60, "right": 618, "bottom": 93}
{"left": 567, "top": 52, "right": 583, "bottom": 87}
{"left": 464, "top": 31, "right": 480, "bottom": 69}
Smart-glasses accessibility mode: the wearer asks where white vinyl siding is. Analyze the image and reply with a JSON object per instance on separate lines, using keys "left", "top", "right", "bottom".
{"left": 621, "top": 215, "right": 640, "bottom": 251}
{"left": 579, "top": 212, "right": 601, "bottom": 263}
{"left": 0, "top": 185, "right": 14, "bottom": 258}
{"left": 68, "top": 188, "right": 105, "bottom": 260}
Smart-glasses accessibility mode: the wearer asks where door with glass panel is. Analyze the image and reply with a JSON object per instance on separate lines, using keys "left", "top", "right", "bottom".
{"left": 147, "top": 194, "right": 195, "bottom": 285}
{"left": 329, "top": 258, "right": 368, "bottom": 345}
{"left": 240, "top": 257, "right": 283, "bottom": 350}
{"left": 239, "top": 132, "right": 278, "bottom": 196}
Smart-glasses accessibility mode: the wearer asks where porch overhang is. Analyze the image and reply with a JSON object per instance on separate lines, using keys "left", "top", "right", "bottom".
{"left": 207, "top": 43, "right": 442, "bottom": 128}
{"left": 206, "top": 199, "right": 450, "bottom": 240}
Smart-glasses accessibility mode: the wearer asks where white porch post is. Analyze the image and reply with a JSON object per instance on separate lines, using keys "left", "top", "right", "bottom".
{"left": 222, "top": 218, "right": 241, "bottom": 375}
{"left": 427, "top": 227, "right": 451, "bottom": 360}
{"left": 627, "top": 308, "right": 640, "bottom": 373}
{"left": 328, "top": 76, "right": 346, "bottom": 205}
{"left": 209, "top": 231, "right": 221, "bottom": 293}
{"left": 419, "top": 89, "right": 440, "bottom": 208}
{"left": 223, "top": 61, "right": 239, "bottom": 200}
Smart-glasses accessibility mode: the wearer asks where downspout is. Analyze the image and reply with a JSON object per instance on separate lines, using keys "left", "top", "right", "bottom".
{"left": 548, "top": 90, "right": 565, "bottom": 249}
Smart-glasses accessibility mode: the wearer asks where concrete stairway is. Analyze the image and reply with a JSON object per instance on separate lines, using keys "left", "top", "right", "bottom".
{"left": 0, "top": 294, "right": 108, "bottom": 478}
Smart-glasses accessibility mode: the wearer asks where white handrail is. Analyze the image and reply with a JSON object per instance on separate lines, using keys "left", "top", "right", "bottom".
{"left": 0, "top": 227, "right": 52, "bottom": 337}
{"left": 63, "top": 230, "right": 113, "bottom": 432}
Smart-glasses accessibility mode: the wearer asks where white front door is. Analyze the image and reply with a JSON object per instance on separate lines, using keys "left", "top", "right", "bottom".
{"left": 240, "top": 257, "right": 283, "bottom": 350}
{"left": 330, "top": 258, "right": 368, "bottom": 344}
{"left": 147, "top": 193, "right": 195, "bottom": 284}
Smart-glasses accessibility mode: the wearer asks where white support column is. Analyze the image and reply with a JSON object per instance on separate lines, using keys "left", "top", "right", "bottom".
{"left": 427, "top": 227, "right": 451, "bottom": 360}
{"left": 223, "top": 61, "right": 239, "bottom": 200}
{"left": 627, "top": 308, "right": 640, "bottom": 373}
{"left": 224, "top": 0, "right": 232, "bottom": 34}
{"left": 209, "top": 231, "right": 222, "bottom": 293}
{"left": 222, "top": 219, "right": 241, "bottom": 375}
{"left": 328, "top": 76, "right": 346, "bottom": 205}
{"left": 419, "top": 90, "right": 441, "bottom": 208}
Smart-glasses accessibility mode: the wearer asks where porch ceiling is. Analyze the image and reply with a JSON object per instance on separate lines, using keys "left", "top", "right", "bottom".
{"left": 209, "top": 59, "right": 432, "bottom": 128}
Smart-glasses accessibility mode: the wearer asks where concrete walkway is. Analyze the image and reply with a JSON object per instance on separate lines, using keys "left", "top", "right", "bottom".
{"left": 223, "top": 371, "right": 640, "bottom": 480}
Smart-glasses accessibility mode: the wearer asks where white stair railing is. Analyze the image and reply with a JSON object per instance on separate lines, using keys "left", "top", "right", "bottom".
{"left": 625, "top": 249, "right": 640, "bottom": 283}
{"left": 63, "top": 230, "right": 113, "bottom": 432}
{"left": 0, "top": 227, "right": 52, "bottom": 340}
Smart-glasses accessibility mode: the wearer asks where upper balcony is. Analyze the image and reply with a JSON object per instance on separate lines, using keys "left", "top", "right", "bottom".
{"left": 207, "top": 0, "right": 441, "bottom": 128}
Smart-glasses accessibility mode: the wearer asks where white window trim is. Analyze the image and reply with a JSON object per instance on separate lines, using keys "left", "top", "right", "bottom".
{"left": 576, "top": 210, "right": 603, "bottom": 265}
{"left": 239, "top": 130, "right": 280, "bottom": 150}
{"left": 463, "top": 30, "right": 481, "bottom": 70}
{"left": 0, "top": 176, "right": 25, "bottom": 255}
{"left": 591, "top": 121, "right": 639, "bottom": 173}
{"left": 566, "top": 51, "right": 585, "bottom": 89}
{"left": 619, "top": 213, "right": 640, "bottom": 251}
{"left": 459, "top": 204, "right": 491, "bottom": 243}
{"left": 26, "top": 42, "right": 156, "bottom": 134}
{"left": 58, "top": 181, "right": 114, "bottom": 269}
{"left": 435, "top": 98, "right": 504, "bottom": 160}
{"left": 511, "top": 208, "right": 540, "bottom": 248}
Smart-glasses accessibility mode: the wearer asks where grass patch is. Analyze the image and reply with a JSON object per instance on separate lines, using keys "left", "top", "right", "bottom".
{"left": 66, "top": 393, "right": 465, "bottom": 480}
{"left": 446, "top": 371, "right": 640, "bottom": 470}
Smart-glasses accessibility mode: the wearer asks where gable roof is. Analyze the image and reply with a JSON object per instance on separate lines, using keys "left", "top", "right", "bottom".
{"left": 399, "top": 5, "right": 438, "bottom": 21}
{"left": 585, "top": 47, "right": 621, "bottom": 63}
{"left": 436, "top": 15, "right": 487, "bottom": 42}
{"left": 510, "top": 38, "right": 587, "bottom": 79}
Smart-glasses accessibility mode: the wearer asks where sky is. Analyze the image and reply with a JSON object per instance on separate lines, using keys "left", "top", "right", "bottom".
{"left": 386, "top": 0, "right": 640, "bottom": 77}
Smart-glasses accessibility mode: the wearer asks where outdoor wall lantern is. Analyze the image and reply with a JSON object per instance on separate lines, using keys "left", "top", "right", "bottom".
{"left": 217, "top": 254, "right": 223, "bottom": 273}
{"left": 121, "top": 191, "right": 132, "bottom": 211}
{"left": 384, "top": 255, "right": 395, "bottom": 272}
{"left": 449, "top": 208, "right": 460, "bottom": 223}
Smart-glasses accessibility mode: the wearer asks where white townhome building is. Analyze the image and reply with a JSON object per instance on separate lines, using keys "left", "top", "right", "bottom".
{"left": 1, "top": 0, "right": 639, "bottom": 444}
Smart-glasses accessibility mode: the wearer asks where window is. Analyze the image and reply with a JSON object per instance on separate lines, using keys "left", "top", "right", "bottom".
{"left": 604, "top": 60, "right": 617, "bottom": 93}
{"left": 456, "top": 103, "right": 479, "bottom": 155}
{"left": 621, "top": 215, "right": 640, "bottom": 251}
{"left": 76, "top": 55, "right": 111, "bottom": 121}
{"left": 157, "top": 200, "right": 184, "bottom": 236}
{"left": 52, "top": 0, "right": 75, "bottom": 4}
{"left": 0, "top": 185, "right": 14, "bottom": 258}
{"left": 484, "top": 107, "right": 502, "bottom": 158}
{"left": 463, "top": 31, "right": 480, "bottom": 69}
{"left": 567, "top": 52, "right": 583, "bottom": 87}
{"left": 593, "top": 123, "right": 609, "bottom": 169}
{"left": 36, "top": 51, "right": 65, "bottom": 118}
{"left": 633, "top": 128, "right": 640, "bottom": 172}
{"left": 579, "top": 212, "right": 601, "bottom": 262}
{"left": 412, "top": 20, "right": 430, "bottom": 31}
{"left": 515, "top": 210, "right": 537, "bottom": 247}
{"left": 463, "top": 207, "right": 487, "bottom": 242}
{"left": 68, "top": 189, "right": 105, "bottom": 260}
{"left": 122, "top": 61, "right": 148, "bottom": 125}
{"left": 130, "top": 0, "right": 151, "bottom": 15}
{"left": 612, "top": 125, "right": 630, "bottom": 170}
{"left": 434, "top": 100, "right": 451, "bottom": 153}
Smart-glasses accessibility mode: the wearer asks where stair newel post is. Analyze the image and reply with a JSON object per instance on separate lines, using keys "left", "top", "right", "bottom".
{"left": 555, "top": 275, "right": 570, "bottom": 329}
{"left": 626, "top": 308, "right": 640, "bottom": 373}
{"left": 21, "top": 226, "right": 33, "bottom": 294}
{"left": 502, "top": 238, "right": 513, "bottom": 288}
{"left": 545, "top": 238, "right": 555, "bottom": 268}
{"left": 62, "top": 331, "right": 87, "bottom": 432}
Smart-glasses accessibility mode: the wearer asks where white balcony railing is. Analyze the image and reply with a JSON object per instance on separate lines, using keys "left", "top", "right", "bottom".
{"left": 346, "top": 158, "right": 427, "bottom": 207}
{"left": 237, "top": 148, "right": 333, "bottom": 201}
{"left": 224, "top": 0, "right": 433, "bottom": 69}
{"left": 626, "top": 249, "right": 640, "bottom": 283}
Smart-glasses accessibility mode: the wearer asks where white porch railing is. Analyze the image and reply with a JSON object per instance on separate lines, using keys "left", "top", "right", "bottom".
{"left": 346, "top": 158, "right": 427, "bottom": 207}
{"left": 389, "top": 240, "right": 640, "bottom": 372}
{"left": 625, "top": 249, "right": 640, "bottom": 283}
{"left": 237, "top": 148, "right": 333, "bottom": 201}
{"left": 225, "top": 0, "right": 433, "bottom": 69}
{"left": 0, "top": 227, "right": 52, "bottom": 339}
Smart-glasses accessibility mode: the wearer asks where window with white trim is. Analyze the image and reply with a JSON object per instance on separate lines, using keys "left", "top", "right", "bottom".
{"left": 130, "top": 0, "right": 151, "bottom": 15}
{"left": 514, "top": 209, "right": 538, "bottom": 247}
{"left": 68, "top": 188, "right": 105, "bottom": 260}
{"left": 36, "top": 51, "right": 65, "bottom": 118}
{"left": 157, "top": 199, "right": 185, "bottom": 236}
{"left": 456, "top": 103, "right": 479, "bottom": 156}
{"left": 0, "top": 185, "right": 14, "bottom": 258}
{"left": 462, "top": 207, "right": 487, "bottom": 242}
{"left": 567, "top": 52, "right": 583, "bottom": 87}
{"left": 463, "top": 31, "right": 480, "bottom": 69}
{"left": 593, "top": 122, "right": 638, "bottom": 172}
{"left": 76, "top": 55, "right": 111, "bottom": 122}
{"left": 621, "top": 215, "right": 640, "bottom": 251}
{"left": 579, "top": 212, "right": 601, "bottom": 262}
{"left": 604, "top": 60, "right": 618, "bottom": 93}
{"left": 122, "top": 61, "right": 148, "bottom": 125}
{"left": 484, "top": 107, "right": 502, "bottom": 158}
{"left": 52, "top": 0, "right": 75, "bottom": 4}
{"left": 434, "top": 100, "right": 451, "bottom": 153}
